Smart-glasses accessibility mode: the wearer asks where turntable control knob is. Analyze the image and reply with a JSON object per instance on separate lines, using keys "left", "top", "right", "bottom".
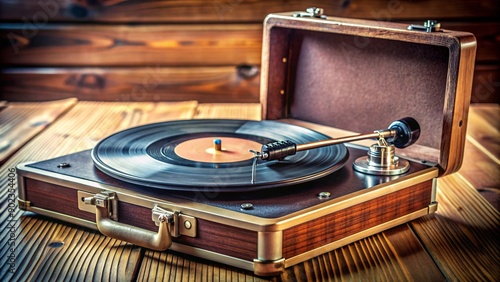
{"left": 388, "top": 117, "right": 420, "bottom": 148}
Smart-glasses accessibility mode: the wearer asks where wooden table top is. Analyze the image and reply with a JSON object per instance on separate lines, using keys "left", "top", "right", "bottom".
{"left": 0, "top": 100, "right": 498, "bottom": 281}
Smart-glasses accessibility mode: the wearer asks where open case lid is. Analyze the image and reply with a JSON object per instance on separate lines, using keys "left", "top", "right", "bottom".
{"left": 260, "top": 10, "right": 477, "bottom": 176}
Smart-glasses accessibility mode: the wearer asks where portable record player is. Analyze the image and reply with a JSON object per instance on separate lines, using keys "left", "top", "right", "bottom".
{"left": 17, "top": 9, "right": 476, "bottom": 276}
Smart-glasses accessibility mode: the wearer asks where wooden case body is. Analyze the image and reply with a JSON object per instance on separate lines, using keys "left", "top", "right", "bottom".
{"left": 17, "top": 12, "right": 476, "bottom": 276}
{"left": 18, "top": 147, "right": 437, "bottom": 276}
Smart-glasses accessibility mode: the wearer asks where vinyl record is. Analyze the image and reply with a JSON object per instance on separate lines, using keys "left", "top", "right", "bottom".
{"left": 91, "top": 120, "right": 348, "bottom": 192}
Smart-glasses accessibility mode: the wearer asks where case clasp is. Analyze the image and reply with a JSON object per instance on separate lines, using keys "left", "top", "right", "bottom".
{"left": 293, "top": 7, "right": 327, "bottom": 19}
{"left": 407, "top": 20, "right": 441, "bottom": 32}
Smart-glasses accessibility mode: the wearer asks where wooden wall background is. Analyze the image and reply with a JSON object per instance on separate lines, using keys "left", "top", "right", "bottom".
{"left": 0, "top": 0, "right": 499, "bottom": 103}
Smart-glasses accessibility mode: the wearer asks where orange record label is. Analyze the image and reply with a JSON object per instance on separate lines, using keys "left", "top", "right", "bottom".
{"left": 174, "top": 137, "right": 262, "bottom": 163}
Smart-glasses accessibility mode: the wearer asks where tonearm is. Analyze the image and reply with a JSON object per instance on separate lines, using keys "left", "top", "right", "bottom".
{"left": 253, "top": 117, "right": 420, "bottom": 176}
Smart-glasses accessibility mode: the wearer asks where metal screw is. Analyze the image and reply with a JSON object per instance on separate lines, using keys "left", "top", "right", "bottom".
{"left": 57, "top": 163, "right": 71, "bottom": 168}
{"left": 184, "top": 220, "right": 192, "bottom": 229}
{"left": 318, "top": 192, "right": 331, "bottom": 199}
{"left": 240, "top": 203, "right": 254, "bottom": 210}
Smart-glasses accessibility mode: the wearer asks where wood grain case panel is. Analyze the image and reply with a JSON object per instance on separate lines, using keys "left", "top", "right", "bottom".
{"left": 282, "top": 180, "right": 433, "bottom": 258}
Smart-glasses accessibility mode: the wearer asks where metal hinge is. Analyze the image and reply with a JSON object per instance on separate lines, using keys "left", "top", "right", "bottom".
{"left": 407, "top": 20, "right": 442, "bottom": 32}
{"left": 293, "top": 7, "right": 327, "bottom": 19}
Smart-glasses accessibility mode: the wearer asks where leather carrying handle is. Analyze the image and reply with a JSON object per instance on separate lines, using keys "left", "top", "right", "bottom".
{"left": 95, "top": 206, "right": 172, "bottom": 251}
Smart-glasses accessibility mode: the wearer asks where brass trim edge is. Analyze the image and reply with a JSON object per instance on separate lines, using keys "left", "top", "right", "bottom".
{"left": 169, "top": 242, "right": 254, "bottom": 272}
{"left": 431, "top": 178, "right": 438, "bottom": 203}
{"left": 27, "top": 206, "right": 98, "bottom": 231}
{"left": 284, "top": 208, "right": 430, "bottom": 268}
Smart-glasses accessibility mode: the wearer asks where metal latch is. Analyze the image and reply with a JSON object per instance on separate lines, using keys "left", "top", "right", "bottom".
{"left": 152, "top": 205, "right": 197, "bottom": 238}
{"left": 407, "top": 20, "right": 441, "bottom": 32}
{"left": 83, "top": 190, "right": 118, "bottom": 220}
{"left": 293, "top": 7, "right": 327, "bottom": 19}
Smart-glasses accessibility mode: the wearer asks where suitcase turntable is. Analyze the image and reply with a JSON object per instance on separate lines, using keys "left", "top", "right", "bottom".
{"left": 16, "top": 9, "right": 476, "bottom": 276}
{"left": 16, "top": 117, "right": 437, "bottom": 276}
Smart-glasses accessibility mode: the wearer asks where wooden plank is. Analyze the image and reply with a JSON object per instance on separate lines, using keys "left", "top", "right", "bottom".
{"left": 0, "top": 215, "right": 142, "bottom": 281}
{"left": 465, "top": 105, "right": 499, "bottom": 163}
{"left": 460, "top": 139, "right": 500, "bottom": 209}
{"left": 0, "top": 24, "right": 262, "bottom": 66}
{"left": 458, "top": 104, "right": 499, "bottom": 209}
{"left": 0, "top": 67, "right": 260, "bottom": 103}
{"left": 0, "top": 101, "right": 198, "bottom": 281}
{"left": 0, "top": 98, "right": 77, "bottom": 165}
{"left": 410, "top": 174, "right": 500, "bottom": 281}
{"left": 282, "top": 224, "right": 444, "bottom": 281}
{"left": 0, "top": 0, "right": 497, "bottom": 22}
{"left": 194, "top": 103, "right": 261, "bottom": 120}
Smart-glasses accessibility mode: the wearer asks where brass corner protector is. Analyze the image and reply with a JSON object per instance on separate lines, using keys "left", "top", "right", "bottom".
{"left": 428, "top": 201, "right": 438, "bottom": 213}
{"left": 18, "top": 198, "right": 31, "bottom": 210}
{"left": 253, "top": 258, "right": 285, "bottom": 276}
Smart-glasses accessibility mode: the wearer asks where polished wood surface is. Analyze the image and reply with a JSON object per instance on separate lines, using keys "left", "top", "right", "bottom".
{"left": 0, "top": 101, "right": 498, "bottom": 281}
{"left": 0, "top": 25, "right": 262, "bottom": 66}
{"left": 0, "top": 67, "right": 260, "bottom": 103}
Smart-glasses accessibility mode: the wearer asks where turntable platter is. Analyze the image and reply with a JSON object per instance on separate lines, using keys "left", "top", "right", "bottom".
{"left": 91, "top": 120, "right": 348, "bottom": 191}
